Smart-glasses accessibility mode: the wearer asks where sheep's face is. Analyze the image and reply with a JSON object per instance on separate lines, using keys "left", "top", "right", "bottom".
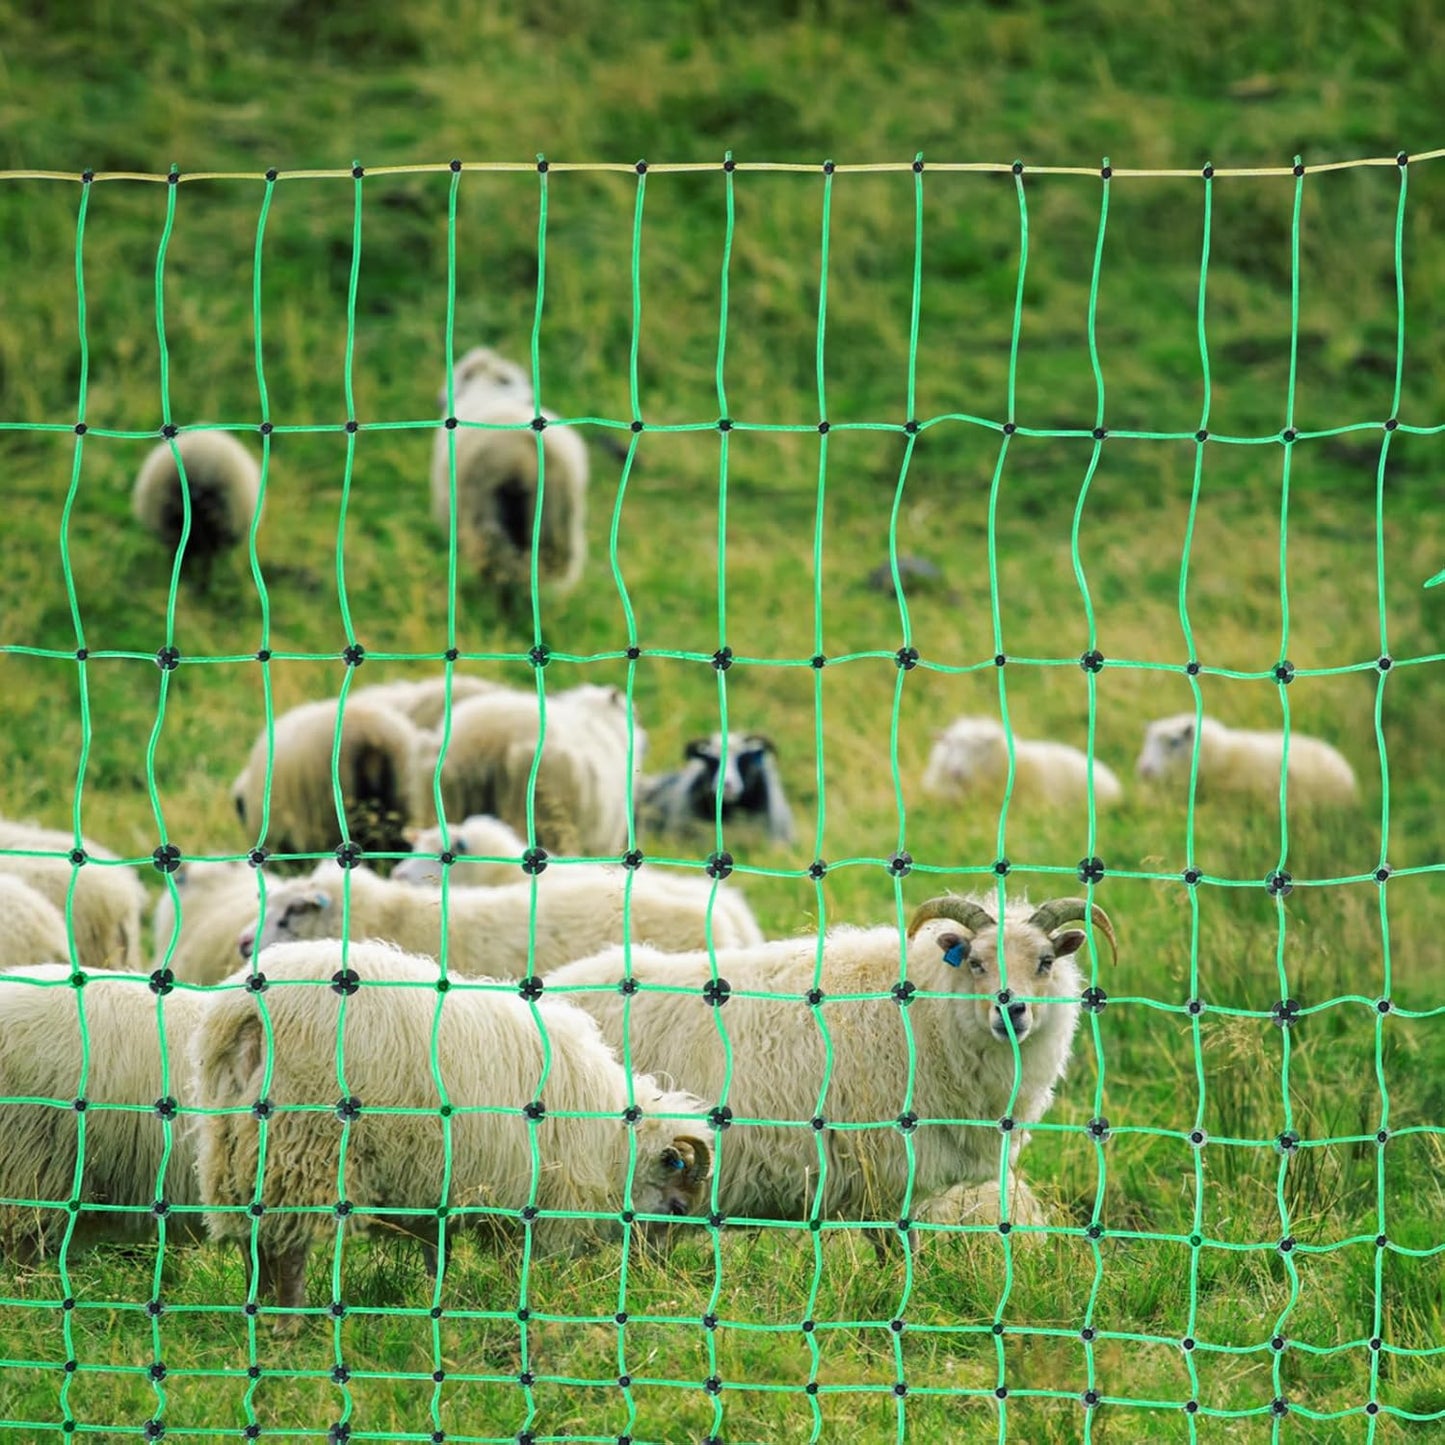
{"left": 683, "top": 732, "right": 775, "bottom": 815}
{"left": 626, "top": 1132, "right": 713, "bottom": 1248}
{"left": 913, "top": 916, "right": 1085, "bottom": 1047}
{"left": 1136, "top": 713, "right": 1203, "bottom": 781}
{"left": 920, "top": 718, "right": 1006, "bottom": 797}
{"left": 238, "top": 888, "right": 334, "bottom": 960}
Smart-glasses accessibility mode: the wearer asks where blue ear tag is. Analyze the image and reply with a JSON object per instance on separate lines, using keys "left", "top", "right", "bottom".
{"left": 943, "top": 942, "right": 966, "bottom": 969}
{"left": 665, "top": 1153, "right": 685, "bottom": 1171}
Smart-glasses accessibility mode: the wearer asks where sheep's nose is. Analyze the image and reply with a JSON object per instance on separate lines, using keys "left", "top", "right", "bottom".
{"left": 1006, "top": 1001, "right": 1028, "bottom": 1026}
{"left": 666, "top": 1198, "right": 690, "bottom": 1217}
{"left": 237, "top": 925, "right": 255, "bottom": 961}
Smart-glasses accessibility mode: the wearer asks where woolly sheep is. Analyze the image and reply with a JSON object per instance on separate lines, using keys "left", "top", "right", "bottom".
{"left": 545, "top": 894, "right": 1114, "bottom": 1232}
{"left": 350, "top": 674, "right": 498, "bottom": 732}
{"left": 0, "top": 817, "right": 146, "bottom": 970}
{"left": 231, "top": 696, "right": 423, "bottom": 864}
{"left": 413, "top": 682, "right": 642, "bottom": 857}
{"left": 637, "top": 731, "right": 796, "bottom": 844}
{"left": 151, "top": 859, "right": 279, "bottom": 987}
{"left": 1135, "top": 713, "right": 1358, "bottom": 807}
{"left": 0, "top": 875, "right": 70, "bottom": 969}
{"left": 0, "top": 965, "right": 205, "bottom": 1259}
{"left": 194, "top": 940, "right": 711, "bottom": 1332}
{"left": 921, "top": 716, "right": 1123, "bottom": 810}
{"left": 392, "top": 813, "right": 531, "bottom": 888}
{"left": 131, "top": 430, "right": 262, "bottom": 581}
{"left": 431, "top": 345, "right": 589, "bottom": 605}
{"left": 238, "top": 855, "right": 763, "bottom": 975}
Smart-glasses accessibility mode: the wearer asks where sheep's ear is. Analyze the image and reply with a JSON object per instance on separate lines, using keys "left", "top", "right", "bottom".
{"left": 684, "top": 738, "right": 711, "bottom": 761}
{"left": 203, "top": 1012, "right": 267, "bottom": 1102}
{"left": 1050, "top": 928, "right": 1087, "bottom": 958}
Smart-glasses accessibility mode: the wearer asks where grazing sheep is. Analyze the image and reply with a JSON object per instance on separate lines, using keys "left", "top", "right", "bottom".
{"left": 921, "top": 716, "right": 1124, "bottom": 810}
{"left": 413, "top": 683, "right": 642, "bottom": 858}
{"left": 231, "top": 696, "right": 423, "bottom": 864}
{"left": 0, "top": 965, "right": 205, "bottom": 1259}
{"left": 638, "top": 731, "right": 796, "bottom": 845}
{"left": 392, "top": 814, "right": 530, "bottom": 888}
{"left": 151, "top": 859, "right": 277, "bottom": 987}
{"left": 350, "top": 675, "right": 498, "bottom": 732}
{"left": 0, "top": 818, "right": 146, "bottom": 970}
{"left": 0, "top": 875, "right": 70, "bottom": 969}
{"left": 1135, "top": 713, "right": 1358, "bottom": 807}
{"left": 238, "top": 856, "right": 763, "bottom": 975}
{"left": 131, "top": 430, "right": 262, "bottom": 581}
{"left": 432, "top": 345, "right": 589, "bottom": 606}
{"left": 194, "top": 940, "right": 711, "bottom": 1331}
{"left": 545, "top": 894, "right": 1113, "bottom": 1233}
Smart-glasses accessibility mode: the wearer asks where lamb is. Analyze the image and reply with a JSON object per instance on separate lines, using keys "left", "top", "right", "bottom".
{"left": 545, "top": 894, "right": 1114, "bottom": 1234}
{"left": 238, "top": 855, "right": 764, "bottom": 975}
{"left": 0, "top": 965, "right": 206, "bottom": 1259}
{"left": 231, "top": 696, "right": 423, "bottom": 864}
{"left": 413, "top": 682, "right": 642, "bottom": 858}
{"left": 0, "top": 817, "right": 146, "bottom": 970}
{"left": 131, "top": 429, "right": 262, "bottom": 582}
{"left": 151, "top": 859, "right": 278, "bottom": 987}
{"left": 432, "top": 345, "right": 589, "bottom": 606}
{"left": 0, "top": 875, "right": 70, "bottom": 969}
{"left": 391, "top": 813, "right": 530, "bottom": 888}
{"left": 1135, "top": 713, "right": 1358, "bottom": 807}
{"left": 193, "top": 940, "right": 711, "bottom": 1332}
{"left": 921, "top": 716, "right": 1124, "bottom": 810}
{"left": 349, "top": 674, "right": 497, "bottom": 732}
{"left": 638, "top": 731, "right": 796, "bottom": 845}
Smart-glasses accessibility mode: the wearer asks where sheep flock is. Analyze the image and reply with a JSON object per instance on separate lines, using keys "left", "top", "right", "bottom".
{"left": 0, "top": 343, "right": 1372, "bottom": 1337}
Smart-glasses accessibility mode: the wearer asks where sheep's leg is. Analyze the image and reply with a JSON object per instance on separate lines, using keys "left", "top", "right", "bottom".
{"left": 264, "top": 1246, "right": 310, "bottom": 1337}
{"left": 419, "top": 1234, "right": 442, "bottom": 1282}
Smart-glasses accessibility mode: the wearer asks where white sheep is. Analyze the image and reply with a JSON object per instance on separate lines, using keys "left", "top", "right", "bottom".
{"left": 151, "top": 859, "right": 279, "bottom": 987}
{"left": 392, "top": 813, "right": 530, "bottom": 888}
{"left": 637, "top": 731, "right": 796, "bottom": 844}
{"left": 413, "top": 682, "right": 643, "bottom": 858}
{"left": 432, "top": 345, "right": 589, "bottom": 605}
{"left": 0, "top": 817, "right": 146, "bottom": 970}
{"left": 921, "top": 716, "right": 1123, "bottom": 810}
{"left": 232, "top": 696, "right": 423, "bottom": 863}
{"left": 1135, "top": 712, "right": 1358, "bottom": 807}
{"left": 349, "top": 674, "right": 498, "bottom": 732}
{"left": 238, "top": 856, "right": 763, "bottom": 976}
{"left": 194, "top": 940, "right": 711, "bottom": 1332}
{"left": 0, "top": 874, "right": 71, "bottom": 969}
{"left": 0, "top": 965, "right": 205, "bottom": 1259}
{"left": 131, "top": 429, "right": 262, "bottom": 581}
{"left": 545, "top": 893, "right": 1114, "bottom": 1233}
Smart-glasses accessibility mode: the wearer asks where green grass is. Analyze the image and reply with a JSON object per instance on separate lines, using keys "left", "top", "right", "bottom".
{"left": 2, "top": 0, "right": 1445, "bottom": 1439}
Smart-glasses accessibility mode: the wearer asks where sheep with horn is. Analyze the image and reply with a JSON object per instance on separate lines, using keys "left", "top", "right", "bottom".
{"left": 545, "top": 891, "right": 1113, "bottom": 1249}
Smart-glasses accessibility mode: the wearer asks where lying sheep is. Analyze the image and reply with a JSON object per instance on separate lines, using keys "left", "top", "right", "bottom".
{"left": 0, "top": 875, "right": 71, "bottom": 969}
{"left": 392, "top": 814, "right": 529, "bottom": 888}
{"left": 921, "top": 716, "right": 1124, "bottom": 810}
{"left": 194, "top": 940, "right": 711, "bottom": 1331}
{"left": 350, "top": 674, "right": 497, "bottom": 732}
{"left": 131, "top": 429, "right": 262, "bottom": 582}
{"left": 432, "top": 345, "right": 589, "bottom": 606}
{"left": 414, "top": 683, "right": 642, "bottom": 858}
{"left": 239, "top": 856, "right": 763, "bottom": 975}
{"left": 0, "top": 817, "right": 146, "bottom": 970}
{"left": 545, "top": 894, "right": 1114, "bottom": 1233}
{"left": 1135, "top": 713, "right": 1358, "bottom": 807}
{"left": 232, "top": 696, "right": 423, "bottom": 864}
{"left": 151, "top": 859, "right": 278, "bottom": 987}
{"left": 638, "top": 731, "right": 796, "bottom": 844}
{"left": 0, "top": 965, "right": 205, "bottom": 1258}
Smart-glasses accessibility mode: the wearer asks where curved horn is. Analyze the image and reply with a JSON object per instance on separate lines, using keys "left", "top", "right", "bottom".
{"left": 674, "top": 1135, "right": 712, "bottom": 1185}
{"left": 906, "top": 896, "right": 996, "bottom": 939}
{"left": 1027, "top": 898, "right": 1117, "bottom": 961}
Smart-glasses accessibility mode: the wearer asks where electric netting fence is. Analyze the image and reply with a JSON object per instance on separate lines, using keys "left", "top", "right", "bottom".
{"left": 1, "top": 149, "right": 1444, "bottom": 1443}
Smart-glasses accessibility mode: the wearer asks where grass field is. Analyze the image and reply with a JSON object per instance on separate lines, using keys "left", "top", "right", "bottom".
{"left": 2, "top": 1, "right": 1445, "bottom": 1439}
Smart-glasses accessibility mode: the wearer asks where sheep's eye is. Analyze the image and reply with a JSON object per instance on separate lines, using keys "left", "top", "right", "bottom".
{"left": 968, "top": 958, "right": 986, "bottom": 977}
{"left": 1037, "top": 953, "right": 1054, "bottom": 973}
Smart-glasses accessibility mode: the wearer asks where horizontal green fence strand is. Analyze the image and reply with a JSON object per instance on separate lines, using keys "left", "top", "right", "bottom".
{"left": 1, "top": 149, "right": 1443, "bottom": 1443}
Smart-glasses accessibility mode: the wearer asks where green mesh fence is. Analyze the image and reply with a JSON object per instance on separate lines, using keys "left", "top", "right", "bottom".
{"left": 1, "top": 150, "right": 1444, "bottom": 1442}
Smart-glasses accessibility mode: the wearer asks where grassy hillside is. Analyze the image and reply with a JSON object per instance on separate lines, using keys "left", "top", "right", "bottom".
{"left": 2, "top": 1, "right": 1445, "bottom": 1439}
